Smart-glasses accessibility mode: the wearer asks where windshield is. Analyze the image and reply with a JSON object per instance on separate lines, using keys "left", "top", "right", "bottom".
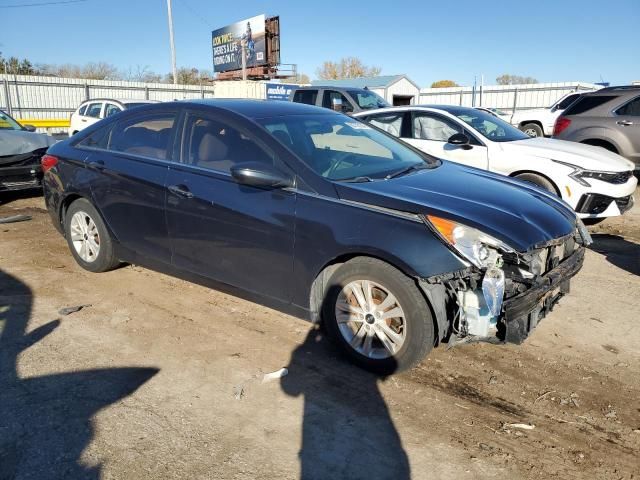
{"left": 454, "top": 109, "right": 529, "bottom": 142}
{"left": 0, "top": 111, "right": 23, "bottom": 131}
{"left": 347, "top": 90, "right": 390, "bottom": 110}
{"left": 258, "top": 114, "right": 438, "bottom": 181}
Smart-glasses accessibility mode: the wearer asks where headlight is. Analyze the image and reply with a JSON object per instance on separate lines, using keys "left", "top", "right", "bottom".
{"left": 552, "top": 159, "right": 627, "bottom": 187}
{"left": 426, "top": 215, "right": 514, "bottom": 268}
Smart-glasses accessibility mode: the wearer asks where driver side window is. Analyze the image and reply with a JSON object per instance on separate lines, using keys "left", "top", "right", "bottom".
{"left": 412, "top": 113, "right": 461, "bottom": 142}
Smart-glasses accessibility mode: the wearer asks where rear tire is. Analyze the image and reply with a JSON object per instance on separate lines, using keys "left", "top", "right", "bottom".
{"left": 515, "top": 172, "right": 558, "bottom": 195}
{"left": 64, "top": 198, "right": 120, "bottom": 273}
{"left": 321, "top": 257, "right": 434, "bottom": 374}
{"left": 521, "top": 123, "right": 543, "bottom": 138}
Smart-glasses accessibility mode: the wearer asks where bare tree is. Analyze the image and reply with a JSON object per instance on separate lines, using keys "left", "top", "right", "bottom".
{"left": 316, "top": 57, "right": 381, "bottom": 80}
{"left": 496, "top": 74, "right": 538, "bottom": 85}
{"left": 124, "top": 65, "right": 163, "bottom": 83}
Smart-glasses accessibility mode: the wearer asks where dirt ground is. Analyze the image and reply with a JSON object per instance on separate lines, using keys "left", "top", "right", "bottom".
{"left": 1, "top": 190, "right": 639, "bottom": 480}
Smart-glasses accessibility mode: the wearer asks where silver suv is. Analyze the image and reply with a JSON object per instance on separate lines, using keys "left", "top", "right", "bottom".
{"left": 553, "top": 86, "right": 640, "bottom": 170}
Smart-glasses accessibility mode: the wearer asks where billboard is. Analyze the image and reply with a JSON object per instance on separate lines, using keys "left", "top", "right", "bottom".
{"left": 212, "top": 15, "right": 267, "bottom": 73}
{"left": 265, "top": 83, "right": 297, "bottom": 101}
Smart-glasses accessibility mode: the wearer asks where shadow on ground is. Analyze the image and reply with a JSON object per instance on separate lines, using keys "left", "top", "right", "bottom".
{"left": 589, "top": 233, "right": 640, "bottom": 276}
{"left": 281, "top": 327, "right": 410, "bottom": 480}
{"left": 0, "top": 269, "right": 158, "bottom": 479}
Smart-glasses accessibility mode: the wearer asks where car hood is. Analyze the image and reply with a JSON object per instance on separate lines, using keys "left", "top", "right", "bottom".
{"left": 334, "top": 161, "right": 577, "bottom": 252}
{"left": 504, "top": 137, "right": 635, "bottom": 171}
{"left": 510, "top": 108, "right": 547, "bottom": 121}
{"left": 0, "top": 130, "right": 57, "bottom": 157}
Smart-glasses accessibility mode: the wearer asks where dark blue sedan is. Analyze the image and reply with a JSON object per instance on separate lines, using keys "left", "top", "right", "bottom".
{"left": 41, "top": 100, "right": 590, "bottom": 373}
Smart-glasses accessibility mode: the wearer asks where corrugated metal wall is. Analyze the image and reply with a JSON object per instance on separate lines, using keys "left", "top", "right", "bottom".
{"left": 0, "top": 74, "right": 267, "bottom": 121}
{"left": 418, "top": 82, "right": 601, "bottom": 112}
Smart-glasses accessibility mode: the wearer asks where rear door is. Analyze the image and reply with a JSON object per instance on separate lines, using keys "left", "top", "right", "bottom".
{"left": 104, "top": 103, "right": 123, "bottom": 118}
{"left": 86, "top": 109, "right": 178, "bottom": 262}
{"left": 613, "top": 96, "right": 640, "bottom": 164}
{"left": 165, "top": 109, "right": 296, "bottom": 301}
{"left": 404, "top": 111, "right": 489, "bottom": 169}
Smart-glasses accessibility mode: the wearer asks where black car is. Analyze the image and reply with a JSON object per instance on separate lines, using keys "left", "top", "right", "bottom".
{"left": 42, "top": 100, "right": 590, "bottom": 373}
{"left": 1, "top": 110, "right": 56, "bottom": 193}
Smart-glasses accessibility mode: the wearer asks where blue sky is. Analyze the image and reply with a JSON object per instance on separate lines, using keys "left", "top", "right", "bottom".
{"left": 1, "top": 0, "right": 639, "bottom": 86}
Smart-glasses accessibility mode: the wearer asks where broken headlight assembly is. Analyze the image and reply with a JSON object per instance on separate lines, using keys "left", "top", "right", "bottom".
{"left": 426, "top": 215, "right": 517, "bottom": 337}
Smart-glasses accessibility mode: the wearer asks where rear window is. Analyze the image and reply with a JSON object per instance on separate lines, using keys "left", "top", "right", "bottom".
{"left": 109, "top": 113, "right": 175, "bottom": 160}
{"left": 78, "top": 104, "right": 88, "bottom": 116}
{"left": 85, "top": 103, "right": 102, "bottom": 118}
{"left": 292, "top": 90, "right": 318, "bottom": 105}
{"left": 564, "top": 96, "right": 618, "bottom": 115}
{"left": 615, "top": 97, "right": 640, "bottom": 116}
{"left": 556, "top": 94, "right": 581, "bottom": 110}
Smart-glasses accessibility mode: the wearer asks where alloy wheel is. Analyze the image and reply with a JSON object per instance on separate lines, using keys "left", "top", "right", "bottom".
{"left": 69, "top": 211, "right": 101, "bottom": 263}
{"left": 335, "top": 280, "right": 407, "bottom": 359}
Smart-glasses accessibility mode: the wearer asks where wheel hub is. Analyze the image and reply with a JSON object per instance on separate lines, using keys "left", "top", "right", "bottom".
{"left": 365, "top": 313, "right": 375, "bottom": 324}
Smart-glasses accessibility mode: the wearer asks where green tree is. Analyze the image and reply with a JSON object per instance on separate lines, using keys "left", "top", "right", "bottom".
{"left": 430, "top": 80, "right": 459, "bottom": 88}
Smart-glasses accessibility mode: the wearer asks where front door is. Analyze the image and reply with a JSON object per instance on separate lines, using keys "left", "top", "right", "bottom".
{"left": 403, "top": 111, "right": 488, "bottom": 169}
{"left": 165, "top": 110, "right": 296, "bottom": 301}
{"left": 87, "top": 110, "right": 177, "bottom": 263}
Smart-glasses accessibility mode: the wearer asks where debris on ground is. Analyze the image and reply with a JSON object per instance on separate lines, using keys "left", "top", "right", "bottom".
{"left": 503, "top": 423, "right": 535, "bottom": 430}
{"left": 261, "top": 367, "right": 288, "bottom": 384}
{"left": 0, "top": 214, "right": 32, "bottom": 224}
{"left": 58, "top": 304, "right": 92, "bottom": 316}
{"left": 233, "top": 385, "right": 245, "bottom": 400}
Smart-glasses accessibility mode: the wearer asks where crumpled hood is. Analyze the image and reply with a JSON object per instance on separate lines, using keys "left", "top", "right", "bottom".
{"left": 0, "top": 130, "right": 57, "bottom": 157}
{"left": 504, "top": 138, "right": 635, "bottom": 171}
{"left": 334, "top": 161, "right": 578, "bottom": 252}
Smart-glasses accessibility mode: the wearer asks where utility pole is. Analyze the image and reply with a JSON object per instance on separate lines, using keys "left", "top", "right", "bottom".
{"left": 166, "top": 0, "right": 178, "bottom": 85}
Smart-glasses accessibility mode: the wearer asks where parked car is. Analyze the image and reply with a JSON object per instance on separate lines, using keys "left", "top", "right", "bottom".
{"left": 43, "top": 100, "right": 590, "bottom": 373}
{"left": 510, "top": 91, "right": 585, "bottom": 137}
{"left": 475, "top": 106, "right": 511, "bottom": 122}
{"left": 289, "top": 86, "right": 390, "bottom": 114}
{"left": 552, "top": 86, "right": 640, "bottom": 171}
{"left": 354, "top": 106, "right": 636, "bottom": 222}
{"left": 68, "top": 99, "right": 159, "bottom": 137}
{"left": 1, "top": 109, "right": 56, "bottom": 193}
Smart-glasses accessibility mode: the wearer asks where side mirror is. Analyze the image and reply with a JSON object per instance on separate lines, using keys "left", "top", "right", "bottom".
{"left": 23, "top": 124, "right": 37, "bottom": 132}
{"left": 448, "top": 133, "right": 471, "bottom": 145}
{"left": 231, "top": 162, "right": 294, "bottom": 189}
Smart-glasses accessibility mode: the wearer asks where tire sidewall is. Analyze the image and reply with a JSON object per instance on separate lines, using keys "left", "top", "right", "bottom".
{"left": 64, "top": 198, "right": 116, "bottom": 273}
{"left": 322, "top": 258, "right": 434, "bottom": 374}
{"left": 522, "top": 123, "right": 543, "bottom": 138}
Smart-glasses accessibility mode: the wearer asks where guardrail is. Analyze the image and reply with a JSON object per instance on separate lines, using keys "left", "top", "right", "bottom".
{"left": 18, "top": 118, "right": 70, "bottom": 129}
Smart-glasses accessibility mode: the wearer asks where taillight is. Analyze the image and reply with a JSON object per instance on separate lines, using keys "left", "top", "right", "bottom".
{"left": 41, "top": 154, "right": 59, "bottom": 172}
{"left": 553, "top": 117, "right": 571, "bottom": 136}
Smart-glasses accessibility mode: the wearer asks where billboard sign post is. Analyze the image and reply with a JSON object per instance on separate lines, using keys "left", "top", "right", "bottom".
{"left": 212, "top": 15, "right": 267, "bottom": 74}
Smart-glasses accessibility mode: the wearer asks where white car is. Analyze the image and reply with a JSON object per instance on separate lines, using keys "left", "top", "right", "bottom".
{"left": 353, "top": 106, "right": 637, "bottom": 222}
{"left": 68, "top": 99, "right": 159, "bottom": 137}
{"left": 509, "top": 92, "right": 584, "bottom": 137}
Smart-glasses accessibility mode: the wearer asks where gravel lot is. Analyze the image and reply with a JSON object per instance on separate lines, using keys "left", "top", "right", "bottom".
{"left": 1, "top": 191, "right": 639, "bottom": 480}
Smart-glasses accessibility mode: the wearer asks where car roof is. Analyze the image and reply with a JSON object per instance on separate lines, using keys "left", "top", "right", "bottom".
{"left": 353, "top": 105, "right": 478, "bottom": 116}
{"left": 580, "top": 86, "right": 640, "bottom": 96}
{"left": 181, "top": 98, "right": 340, "bottom": 119}
{"left": 81, "top": 98, "right": 159, "bottom": 105}
{"left": 291, "top": 86, "right": 369, "bottom": 92}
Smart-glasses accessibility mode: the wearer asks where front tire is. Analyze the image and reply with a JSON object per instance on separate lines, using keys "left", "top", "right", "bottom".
{"left": 64, "top": 198, "right": 120, "bottom": 272}
{"left": 322, "top": 257, "right": 434, "bottom": 374}
{"left": 521, "top": 123, "right": 543, "bottom": 138}
{"left": 515, "top": 172, "right": 557, "bottom": 195}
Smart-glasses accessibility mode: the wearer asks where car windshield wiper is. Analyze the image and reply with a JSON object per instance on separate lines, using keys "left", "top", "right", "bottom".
{"left": 385, "top": 163, "right": 430, "bottom": 179}
{"left": 336, "top": 176, "right": 374, "bottom": 183}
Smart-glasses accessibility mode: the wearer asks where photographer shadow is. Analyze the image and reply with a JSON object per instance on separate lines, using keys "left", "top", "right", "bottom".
{"left": 0, "top": 269, "right": 158, "bottom": 479}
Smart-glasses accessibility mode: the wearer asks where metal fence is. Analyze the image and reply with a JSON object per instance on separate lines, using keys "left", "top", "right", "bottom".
{"left": 0, "top": 74, "right": 268, "bottom": 131}
{"left": 418, "top": 82, "right": 601, "bottom": 113}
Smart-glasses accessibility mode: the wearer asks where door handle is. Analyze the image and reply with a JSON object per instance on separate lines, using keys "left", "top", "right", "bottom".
{"left": 168, "top": 184, "right": 194, "bottom": 199}
{"left": 81, "top": 119, "right": 87, "bottom": 122}
{"left": 87, "top": 160, "right": 104, "bottom": 170}
{"left": 616, "top": 120, "right": 633, "bottom": 126}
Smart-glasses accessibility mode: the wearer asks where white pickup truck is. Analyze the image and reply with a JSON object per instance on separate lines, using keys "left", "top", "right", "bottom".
{"left": 510, "top": 92, "right": 584, "bottom": 137}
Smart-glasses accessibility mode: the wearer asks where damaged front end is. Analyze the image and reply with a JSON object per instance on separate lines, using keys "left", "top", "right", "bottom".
{"left": 421, "top": 215, "right": 592, "bottom": 346}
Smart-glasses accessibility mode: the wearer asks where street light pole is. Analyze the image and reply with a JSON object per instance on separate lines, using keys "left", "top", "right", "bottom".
{"left": 166, "top": 0, "right": 178, "bottom": 85}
